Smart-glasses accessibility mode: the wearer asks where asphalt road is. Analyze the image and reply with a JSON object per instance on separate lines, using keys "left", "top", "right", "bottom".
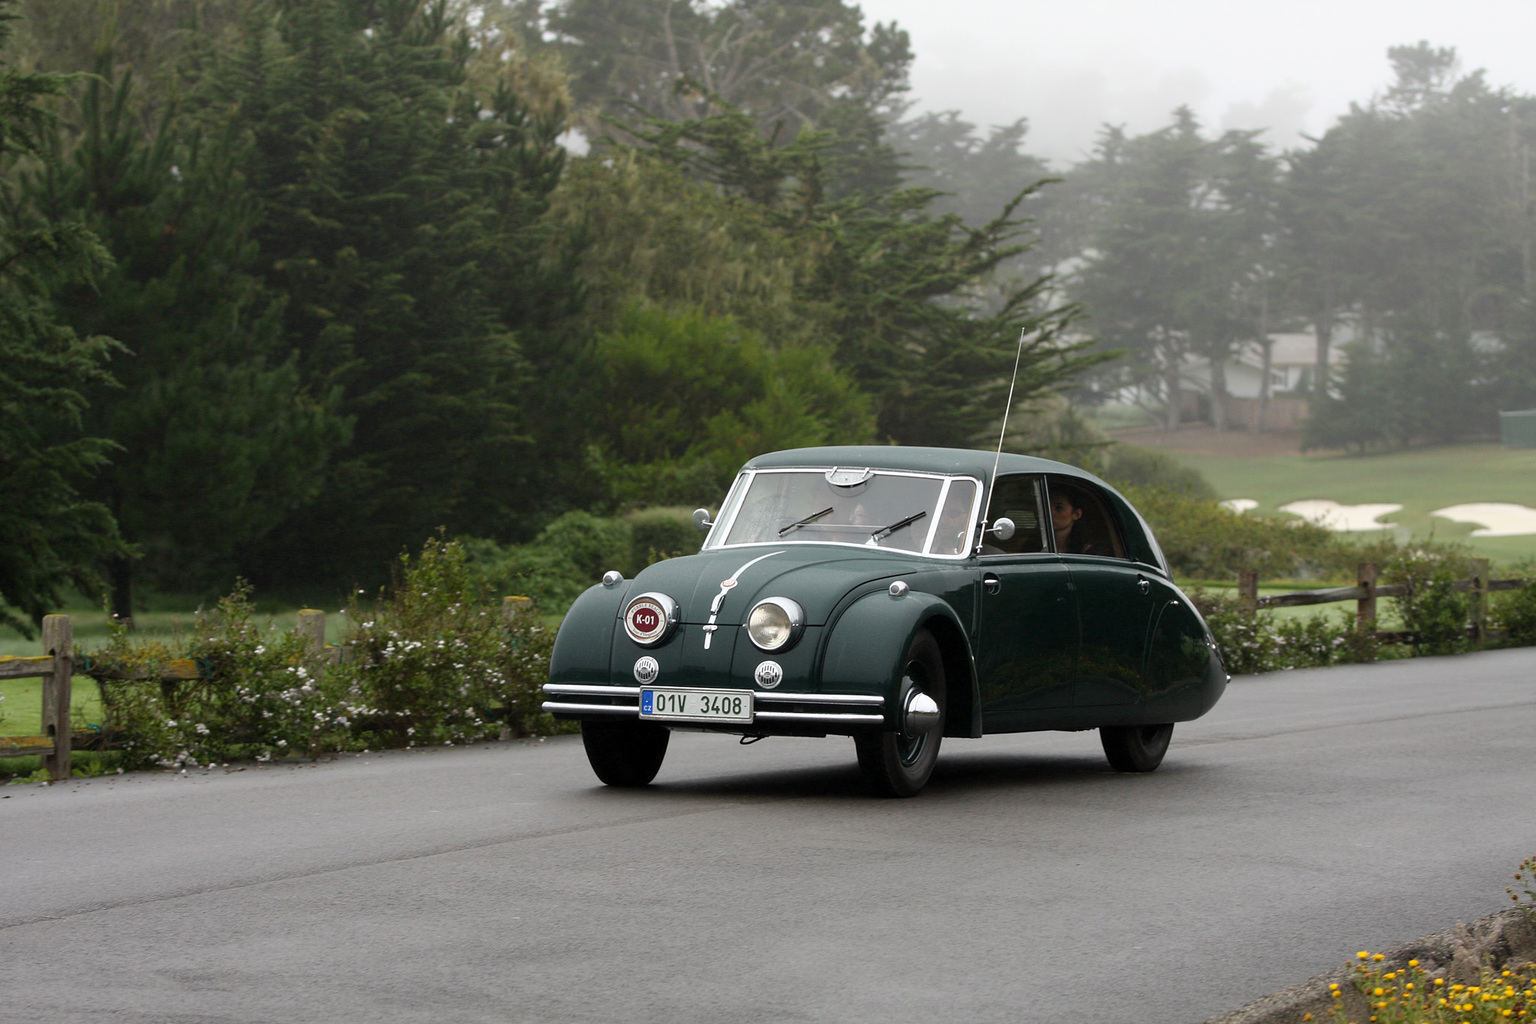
{"left": 2, "top": 649, "right": 1534, "bottom": 1024}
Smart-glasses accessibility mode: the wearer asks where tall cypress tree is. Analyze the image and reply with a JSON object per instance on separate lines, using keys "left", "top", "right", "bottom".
{"left": 0, "top": 0, "right": 126, "bottom": 634}
{"left": 215, "top": 0, "right": 577, "bottom": 584}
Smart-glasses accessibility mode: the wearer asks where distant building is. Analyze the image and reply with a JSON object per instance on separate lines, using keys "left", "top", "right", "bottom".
{"left": 1179, "top": 332, "right": 1348, "bottom": 431}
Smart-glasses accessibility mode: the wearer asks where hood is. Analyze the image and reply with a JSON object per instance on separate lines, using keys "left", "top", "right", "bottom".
{"left": 627, "top": 544, "right": 923, "bottom": 626}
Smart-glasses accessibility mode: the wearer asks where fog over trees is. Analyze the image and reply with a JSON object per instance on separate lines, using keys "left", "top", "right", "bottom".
{"left": 2, "top": 0, "right": 1531, "bottom": 618}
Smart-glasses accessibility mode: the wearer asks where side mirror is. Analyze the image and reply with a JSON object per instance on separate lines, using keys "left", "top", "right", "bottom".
{"left": 692, "top": 508, "right": 714, "bottom": 531}
{"left": 990, "top": 517, "right": 1015, "bottom": 541}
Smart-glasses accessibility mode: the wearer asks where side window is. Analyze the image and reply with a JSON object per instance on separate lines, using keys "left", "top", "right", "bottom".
{"left": 982, "top": 475, "right": 1047, "bottom": 555}
{"left": 1044, "top": 476, "right": 1127, "bottom": 558}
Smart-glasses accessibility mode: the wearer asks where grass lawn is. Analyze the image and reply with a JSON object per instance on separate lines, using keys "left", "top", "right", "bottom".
{"left": 1163, "top": 442, "right": 1536, "bottom": 568}
{"left": 0, "top": 676, "right": 104, "bottom": 738}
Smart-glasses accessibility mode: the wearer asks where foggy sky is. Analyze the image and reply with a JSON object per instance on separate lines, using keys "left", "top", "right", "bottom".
{"left": 857, "top": 0, "right": 1536, "bottom": 166}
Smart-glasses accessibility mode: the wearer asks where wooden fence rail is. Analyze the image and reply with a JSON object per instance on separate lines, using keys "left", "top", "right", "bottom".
{"left": 1236, "top": 559, "right": 1526, "bottom": 647}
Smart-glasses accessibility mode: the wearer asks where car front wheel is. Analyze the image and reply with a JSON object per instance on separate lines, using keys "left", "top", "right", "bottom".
{"left": 855, "top": 628, "right": 945, "bottom": 797}
{"left": 581, "top": 718, "right": 670, "bottom": 787}
{"left": 1100, "top": 722, "right": 1174, "bottom": 772}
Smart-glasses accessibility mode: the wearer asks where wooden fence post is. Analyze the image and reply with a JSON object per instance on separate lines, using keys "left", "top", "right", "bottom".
{"left": 1357, "top": 562, "right": 1378, "bottom": 632}
{"left": 1470, "top": 557, "right": 1490, "bottom": 649}
{"left": 296, "top": 609, "right": 326, "bottom": 660}
{"left": 502, "top": 596, "right": 531, "bottom": 625}
{"left": 41, "top": 614, "right": 72, "bottom": 781}
{"left": 1238, "top": 572, "right": 1258, "bottom": 611}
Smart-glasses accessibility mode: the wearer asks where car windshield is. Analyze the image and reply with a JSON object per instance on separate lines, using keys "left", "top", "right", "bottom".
{"left": 711, "top": 468, "right": 980, "bottom": 556}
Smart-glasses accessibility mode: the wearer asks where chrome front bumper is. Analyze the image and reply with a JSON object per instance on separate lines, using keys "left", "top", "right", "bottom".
{"left": 542, "top": 683, "right": 886, "bottom": 728}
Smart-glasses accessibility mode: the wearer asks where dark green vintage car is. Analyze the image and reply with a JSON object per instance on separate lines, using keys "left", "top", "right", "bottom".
{"left": 543, "top": 446, "right": 1227, "bottom": 797}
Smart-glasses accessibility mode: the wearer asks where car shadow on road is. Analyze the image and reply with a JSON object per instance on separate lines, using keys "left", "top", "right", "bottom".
{"left": 618, "top": 747, "right": 1202, "bottom": 801}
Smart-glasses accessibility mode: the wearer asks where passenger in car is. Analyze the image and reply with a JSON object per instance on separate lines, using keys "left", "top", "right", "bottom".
{"left": 1050, "top": 486, "right": 1096, "bottom": 555}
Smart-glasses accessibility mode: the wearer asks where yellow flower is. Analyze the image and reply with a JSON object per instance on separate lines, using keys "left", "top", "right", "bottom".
{"left": 1409, "top": 960, "right": 1420, "bottom": 967}
{"left": 1374, "top": 988, "right": 1385, "bottom": 997}
{"left": 1358, "top": 951, "right": 1371, "bottom": 960}
{"left": 1373, "top": 954, "right": 1386, "bottom": 962}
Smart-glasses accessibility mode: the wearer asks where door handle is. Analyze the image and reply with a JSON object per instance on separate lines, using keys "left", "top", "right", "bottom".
{"left": 983, "top": 573, "right": 1001, "bottom": 595}
{"left": 1137, "top": 575, "right": 1150, "bottom": 595}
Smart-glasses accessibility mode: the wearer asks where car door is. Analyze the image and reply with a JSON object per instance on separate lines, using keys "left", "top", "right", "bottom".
{"left": 974, "top": 474, "right": 1079, "bottom": 730}
{"left": 1044, "top": 476, "right": 1162, "bottom": 707}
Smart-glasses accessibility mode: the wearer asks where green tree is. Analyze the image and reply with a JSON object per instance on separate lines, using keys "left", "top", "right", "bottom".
{"left": 1071, "top": 109, "right": 1280, "bottom": 431}
{"left": 1298, "top": 43, "right": 1534, "bottom": 449}
{"left": 587, "top": 303, "right": 872, "bottom": 506}
{"left": 629, "top": 108, "right": 1098, "bottom": 447}
{"left": 0, "top": 0, "right": 126, "bottom": 634}
{"left": 21, "top": 60, "right": 348, "bottom": 613}
{"left": 529, "top": 0, "right": 911, "bottom": 140}
{"left": 210, "top": 0, "right": 579, "bottom": 584}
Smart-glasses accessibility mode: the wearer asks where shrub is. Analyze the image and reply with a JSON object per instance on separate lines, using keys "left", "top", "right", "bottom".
{"left": 467, "top": 506, "right": 699, "bottom": 614}
{"left": 626, "top": 506, "right": 702, "bottom": 565}
{"left": 1491, "top": 567, "right": 1536, "bottom": 646}
{"left": 1126, "top": 486, "right": 1341, "bottom": 580}
{"left": 92, "top": 584, "right": 341, "bottom": 768}
{"left": 1190, "top": 589, "right": 1377, "bottom": 675}
{"left": 1097, "top": 443, "right": 1215, "bottom": 499}
{"left": 1383, "top": 547, "right": 1472, "bottom": 656}
{"left": 336, "top": 535, "right": 558, "bottom": 746}
{"left": 86, "top": 536, "right": 562, "bottom": 768}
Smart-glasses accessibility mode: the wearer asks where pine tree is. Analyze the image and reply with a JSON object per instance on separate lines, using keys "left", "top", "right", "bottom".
{"left": 216, "top": 0, "right": 577, "bottom": 583}
{"left": 22, "top": 59, "right": 349, "bottom": 612}
{"left": 0, "top": 0, "right": 126, "bottom": 634}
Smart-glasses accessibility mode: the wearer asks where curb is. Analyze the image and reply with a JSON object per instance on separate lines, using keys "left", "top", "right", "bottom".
{"left": 1199, "top": 908, "right": 1536, "bottom": 1024}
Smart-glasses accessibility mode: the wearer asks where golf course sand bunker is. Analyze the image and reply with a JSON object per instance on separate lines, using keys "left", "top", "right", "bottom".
{"left": 1277, "top": 500, "right": 1403, "bottom": 531}
{"left": 1430, "top": 503, "right": 1536, "bottom": 536}
{"left": 1218, "top": 498, "right": 1258, "bottom": 513}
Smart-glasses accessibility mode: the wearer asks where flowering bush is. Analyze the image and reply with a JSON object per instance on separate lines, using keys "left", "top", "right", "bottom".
{"left": 1329, "top": 952, "right": 1534, "bottom": 1024}
{"left": 334, "top": 534, "right": 558, "bottom": 747}
{"left": 93, "top": 584, "right": 352, "bottom": 768}
{"left": 87, "top": 537, "right": 561, "bottom": 769}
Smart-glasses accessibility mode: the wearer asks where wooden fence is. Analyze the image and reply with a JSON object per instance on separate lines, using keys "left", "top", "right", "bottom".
{"left": 0, "top": 598, "right": 535, "bottom": 780}
{"left": 1237, "top": 559, "right": 1525, "bottom": 647}
{"left": 0, "top": 615, "right": 74, "bottom": 780}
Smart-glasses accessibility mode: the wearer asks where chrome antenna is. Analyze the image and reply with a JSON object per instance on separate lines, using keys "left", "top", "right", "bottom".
{"left": 978, "top": 327, "right": 1029, "bottom": 552}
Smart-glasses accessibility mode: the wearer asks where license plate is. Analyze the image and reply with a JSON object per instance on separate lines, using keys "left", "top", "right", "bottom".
{"left": 639, "top": 687, "right": 753, "bottom": 723}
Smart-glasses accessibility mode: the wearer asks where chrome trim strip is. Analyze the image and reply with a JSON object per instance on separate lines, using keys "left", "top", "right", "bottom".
{"left": 753, "top": 711, "right": 886, "bottom": 725}
{"left": 753, "top": 691, "right": 884, "bottom": 706}
{"left": 542, "top": 701, "right": 637, "bottom": 716}
{"left": 543, "top": 683, "right": 641, "bottom": 697}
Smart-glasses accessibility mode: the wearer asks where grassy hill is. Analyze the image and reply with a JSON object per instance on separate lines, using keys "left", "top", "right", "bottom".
{"left": 1146, "top": 435, "right": 1536, "bottom": 568}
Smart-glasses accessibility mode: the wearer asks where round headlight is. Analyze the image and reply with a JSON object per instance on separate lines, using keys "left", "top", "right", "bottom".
{"left": 746, "top": 597, "right": 804, "bottom": 652}
{"left": 624, "top": 592, "right": 679, "bottom": 647}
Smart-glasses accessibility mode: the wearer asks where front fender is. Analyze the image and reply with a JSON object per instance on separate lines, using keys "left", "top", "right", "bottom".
{"left": 549, "top": 580, "right": 631, "bottom": 685}
{"left": 820, "top": 590, "right": 979, "bottom": 737}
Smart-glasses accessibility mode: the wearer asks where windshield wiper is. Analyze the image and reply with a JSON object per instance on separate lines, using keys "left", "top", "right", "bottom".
{"left": 778, "top": 506, "right": 835, "bottom": 537}
{"left": 869, "top": 510, "right": 927, "bottom": 543}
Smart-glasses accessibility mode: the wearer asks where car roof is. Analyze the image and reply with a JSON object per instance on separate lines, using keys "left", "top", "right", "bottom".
{"left": 742, "top": 445, "right": 1105, "bottom": 486}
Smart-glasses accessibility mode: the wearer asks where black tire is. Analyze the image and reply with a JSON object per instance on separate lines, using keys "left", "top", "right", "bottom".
{"left": 581, "top": 718, "right": 670, "bottom": 787}
{"left": 1100, "top": 723, "right": 1174, "bottom": 772}
{"left": 855, "top": 628, "right": 945, "bottom": 797}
